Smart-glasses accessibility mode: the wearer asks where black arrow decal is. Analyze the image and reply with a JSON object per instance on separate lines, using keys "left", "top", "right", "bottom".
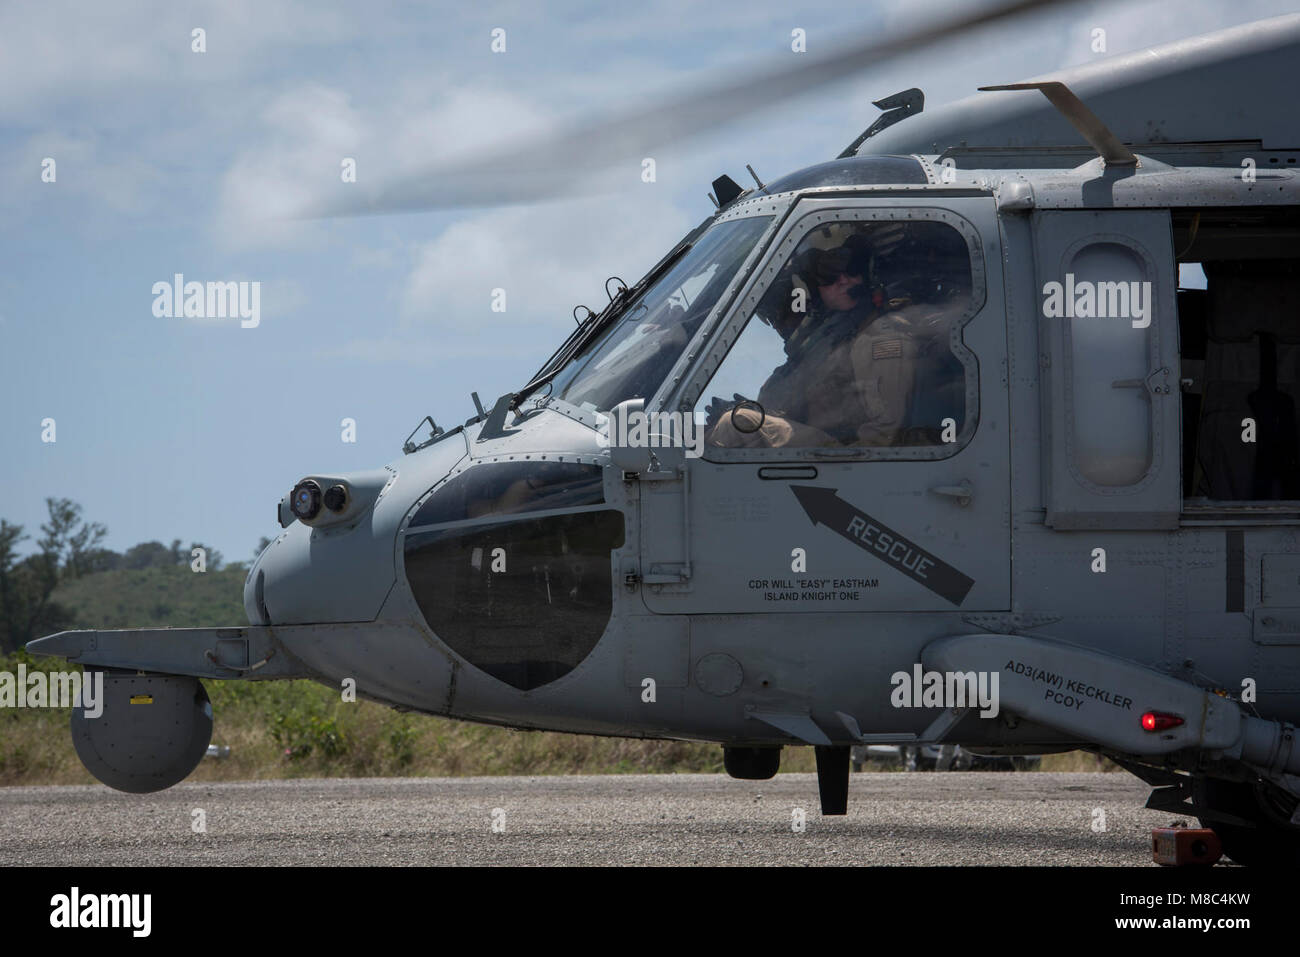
{"left": 790, "top": 485, "right": 974, "bottom": 606}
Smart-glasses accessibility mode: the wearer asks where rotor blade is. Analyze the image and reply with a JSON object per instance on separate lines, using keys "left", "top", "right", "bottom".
{"left": 306, "top": 0, "right": 1076, "bottom": 217}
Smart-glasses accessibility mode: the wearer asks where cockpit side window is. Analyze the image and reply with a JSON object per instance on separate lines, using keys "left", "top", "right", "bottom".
{"left": 694, "top": 217, "right": 974, "bottom": 452}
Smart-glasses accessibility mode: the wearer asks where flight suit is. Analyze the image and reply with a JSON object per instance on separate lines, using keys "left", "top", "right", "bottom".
{"left": 709, "top": 300, "right": 918, "bottom": 449}
{"left": 846, "top": 305, "right": 919, "bottom": 447}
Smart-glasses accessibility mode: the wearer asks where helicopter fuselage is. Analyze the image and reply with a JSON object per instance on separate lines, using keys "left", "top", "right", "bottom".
{"left": 226, "top": 154, "right": 1300, "bottom": 764}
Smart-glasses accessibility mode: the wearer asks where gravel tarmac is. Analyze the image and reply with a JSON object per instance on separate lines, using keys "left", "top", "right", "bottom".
{"left": 0, "top": 771, "right": 1178, "bottom": 866}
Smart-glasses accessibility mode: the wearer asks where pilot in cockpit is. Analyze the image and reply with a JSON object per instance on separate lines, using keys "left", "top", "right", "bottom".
{"left": 706, "top": 233, "right": 920, "bottom": 449}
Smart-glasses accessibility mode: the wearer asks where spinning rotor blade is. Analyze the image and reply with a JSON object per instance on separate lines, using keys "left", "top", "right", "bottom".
{"left": 307, "top": 0, "right": 1075, "bottom": 216}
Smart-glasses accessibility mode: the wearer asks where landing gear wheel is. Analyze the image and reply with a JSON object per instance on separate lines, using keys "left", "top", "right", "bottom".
{"left": 1194, "top": 775, "right": 1300, "bottom": 867}
{"left": 723, "top": 745, "right": 781, "bottom": 780}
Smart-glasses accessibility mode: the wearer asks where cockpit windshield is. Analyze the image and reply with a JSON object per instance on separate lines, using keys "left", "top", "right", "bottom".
{"left": 539, "top": 215, "right": 773, "bottom": 412}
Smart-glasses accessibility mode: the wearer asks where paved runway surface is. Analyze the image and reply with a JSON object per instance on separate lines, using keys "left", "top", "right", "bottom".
{"left": 0, "top": 772, "right": 1180, "bottom": 866}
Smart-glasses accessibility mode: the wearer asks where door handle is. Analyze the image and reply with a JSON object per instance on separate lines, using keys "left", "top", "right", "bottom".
{"left": 1111, "top": 367, "right": 1171, "bottom": 396}
{"left": 929, "top": 480, "right": 973, "bottom": 507}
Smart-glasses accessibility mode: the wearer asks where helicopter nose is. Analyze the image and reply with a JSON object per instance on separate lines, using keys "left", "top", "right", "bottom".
{"left": 244, "top": 516, "right": 397, "bottom": 626}
{"left": 244, "top": 558, "right": 269, "bottom": 625}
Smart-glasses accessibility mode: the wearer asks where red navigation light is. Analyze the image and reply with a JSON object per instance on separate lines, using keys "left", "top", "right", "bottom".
{"left": 1141, "top": 711, "right": 1184, "bottom": 732}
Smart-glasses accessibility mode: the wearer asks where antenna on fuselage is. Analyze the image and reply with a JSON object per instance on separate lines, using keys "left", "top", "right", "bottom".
{"left": 978, "top": 80, "right": 1138, "bottom": 167}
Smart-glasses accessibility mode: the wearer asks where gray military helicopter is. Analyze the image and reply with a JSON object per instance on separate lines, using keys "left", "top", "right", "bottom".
{"left": 30, "top": 4, "right": 1300, "bottom": 866}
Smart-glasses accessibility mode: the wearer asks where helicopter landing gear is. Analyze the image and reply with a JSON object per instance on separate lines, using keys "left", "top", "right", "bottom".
{"left": 723, "top": 745, "right": 781, "bottom": 780}
{"left": 815, "top": 745, "right": 850, "bottom": 815}
{"left": 1194, "top": 774, "right": 1300, "bottom": 867}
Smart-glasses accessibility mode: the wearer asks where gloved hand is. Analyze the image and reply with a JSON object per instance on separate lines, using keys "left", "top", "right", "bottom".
{"left": 704, "top": 393, "right": 753, "bottom": 429}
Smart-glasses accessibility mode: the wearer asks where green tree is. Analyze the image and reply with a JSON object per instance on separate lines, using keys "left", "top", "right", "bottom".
{"left": 0, "top": 498, "right": 104, "bottom": 652}
{"left": 0, "top": 519, "right": 29, "bottom": 650}
{"left": 39, "top": 498, "right": 107, "bottom": 581}
{"left": 79, "top": 547, "right": 122, "bottom": 573}
{"left": 123, "top": 540, "right": 173, "bottom": 570}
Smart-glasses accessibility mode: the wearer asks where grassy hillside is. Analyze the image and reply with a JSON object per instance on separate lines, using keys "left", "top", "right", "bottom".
{"left": 53, "top": 563, "right": 248, "bottom": 631}
{"left": 0, "top": 566, "right": 1114, "bottom": 785}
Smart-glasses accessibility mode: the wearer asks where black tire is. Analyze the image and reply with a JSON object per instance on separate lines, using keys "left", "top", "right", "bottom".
{"left": 723, "top": 746, "right": 781, "bottom": 780}
{"left": 1195, "top": 775, "right": 1300, "bottom": 867}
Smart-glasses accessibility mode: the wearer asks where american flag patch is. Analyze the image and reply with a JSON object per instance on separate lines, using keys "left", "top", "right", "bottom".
{"left": 872, "top": 338, "right": 903, "bottom": 359}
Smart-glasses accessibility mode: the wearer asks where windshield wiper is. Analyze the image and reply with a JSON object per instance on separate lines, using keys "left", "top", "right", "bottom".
{"left": 512, "top": 222, "right": 708, "bottom": 407}
{"left": 513, "top": 292, "right": 627, "bottom": 406}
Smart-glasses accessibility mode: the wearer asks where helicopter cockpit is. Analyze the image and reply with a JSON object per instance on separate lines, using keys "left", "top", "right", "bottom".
{"left": 527, "top": 214, "right": 774, "bottom": 413}
{"left": 515, "top": 156, "right": 947, "bottom": 421}
{"left": 699, "top": 217, "right": 973, "bottom": 450}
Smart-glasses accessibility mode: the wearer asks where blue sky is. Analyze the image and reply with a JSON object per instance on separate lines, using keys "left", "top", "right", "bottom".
{"left": 1, "top": 0, "right": 1293, "bottom": 565}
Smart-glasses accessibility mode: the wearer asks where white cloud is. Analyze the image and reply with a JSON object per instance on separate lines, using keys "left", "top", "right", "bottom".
{"left": 0, "top": 131, "right": 165, "bottom": 222}
{"left": 213, "top": 82, "right": 561, "bottom": 243}
{"left": 308, "top": 189, "right": 695, "bottom": 365}
{"left": 216, "top": 84, "right": 366, "bottom": 236}
{"left": 0, "top": 0, "right": 350, "bottom": 119}
{"left": 400, "top": 193, "right": 694, "bottom": 325}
